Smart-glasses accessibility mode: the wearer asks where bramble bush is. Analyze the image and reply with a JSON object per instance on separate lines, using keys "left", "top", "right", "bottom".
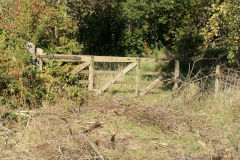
{"left": 0, "top": 49, "right": 45, "bottom": 109}
{"left": 0, "top": 0, "right": 87, "bottom": 111}
{"left": 0, "top": 28, "right": 86, "bottom": 111}
{"left": 0, "top": 28, "right": 45, "bottom": 109}
{"left": 41, "top": 60, "right": 87, "bottom": 104}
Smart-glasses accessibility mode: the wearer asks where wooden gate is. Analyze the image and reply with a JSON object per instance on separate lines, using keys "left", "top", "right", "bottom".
{"left": 26, "top": 43, "right": 180, "bottom": 96}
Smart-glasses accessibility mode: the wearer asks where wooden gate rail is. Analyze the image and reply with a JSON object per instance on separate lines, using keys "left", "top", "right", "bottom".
{"left": 36, "top": 53, "right": 172, "bottom": 63}
{"left": 78, "top": 70, "right": 173, "bottom": 76}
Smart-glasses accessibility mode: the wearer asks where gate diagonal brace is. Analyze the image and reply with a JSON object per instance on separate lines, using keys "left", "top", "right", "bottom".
{"left": 139, "top": 76, "right": 163, "bottom": 96}
{"left": 71, "top": 62, "right": 91, "bottom": 75}
{"left": 97, "top": 63, "right": 137, "bottom": 95}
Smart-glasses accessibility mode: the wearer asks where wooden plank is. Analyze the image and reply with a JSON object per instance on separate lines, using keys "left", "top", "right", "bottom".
{"left": 78, "top": 80, "right": 89, "bottom": 84}
{"left": 37, "top": 54, "right": 82, "bottom": 61}
{"left": 215, "top": 65, "right": 220, "bottom": 94}
{"left": 86, "top": 80, "right": 150, "bottom": 85}
{"left": 87, "top": 56, "right": 163, "bottom": 63}
{"left": 78, "top": 80, "right": 152, "bottom": 85}
{"left": 41, "top": 58, "right": 82, "bottom": 62}
{"left": 173, "top": 59, "right": 180, "bottom": 90}
{"left": 97, "top": 63, "right": 137, "bottom": 94}
{"left": 79, "top": 70, "right": 170, "bottom": 76}
{"left": 37, "top": 54, "right": 172, "bottom": 63}
{"left": 71, "top": 62, "right": 90, "bottom": 74}
{"left": 36, "top": 48, "right": 44, "bottom": 71}
{"left": 38, "top": 58, "right": 77, "bottom": 62}
{"left": 140, "top": 76, "right": 163, "bottom": 96}
{"left": 82, "top": 80, "right": 158, "bottom": 85}
{"left": 149, "top": 89, "right": 162, "bottom": 94}
{"left": 81, "top": 80, "right": 125, "bottom": 85}
{"left": 141, "top": 72, "right": 161, "bottom": 76}
{"left": 136, "top": 57, "right": 141, "bottom": 96}
{"left": 80, "top": 70, "right": 117, "bottom": 74}
{"left": 88, "top": 56, "right": 94, "bottom": 91}
{"left": 26, "top": 42, "right": 36, "bottom": 61}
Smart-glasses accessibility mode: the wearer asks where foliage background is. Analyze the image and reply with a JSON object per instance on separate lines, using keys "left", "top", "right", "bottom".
{"left": 1, "top": 0, "right": 239, "bottom": 59}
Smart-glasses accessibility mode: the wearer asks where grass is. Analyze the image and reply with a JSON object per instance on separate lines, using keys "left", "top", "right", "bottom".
{"left": 1, "top": 73, "right": 240, "bottom": 159}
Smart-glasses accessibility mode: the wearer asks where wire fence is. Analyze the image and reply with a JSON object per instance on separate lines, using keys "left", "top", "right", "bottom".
{"left": 220, "top": 67, "right": 240, "bottom": 92}
{"left": 174, "top": 65, "right": 240, "bottom": 95}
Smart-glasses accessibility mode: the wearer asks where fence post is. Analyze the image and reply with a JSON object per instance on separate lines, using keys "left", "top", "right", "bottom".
{"left": 36, "top": 48, "right": 43, "bottom": 71}
{"left": 26, "top": 42, "right": 36, "bottom": 64}
{"left": 88, "top": 56, "right": 94, "bottom": 91}
{"left": 215, "top": 65, "right": 220, "bottom": 94}
{"left": 173, "top": 59, "right": 180, "bottom": 90}
{"left": 136, "top": 57, "right": 141, "bottom": 96}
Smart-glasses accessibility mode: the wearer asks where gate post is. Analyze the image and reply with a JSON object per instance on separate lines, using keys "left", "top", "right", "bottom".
{"left": 26, "top": 42, "right": 36, "bottom": 65}
{"left": 88, "top": 56, "right": 94, "bottom": 91}
{"left": 173, "top": 59, "right": 180, "bottom": 90}
{"left": 36, "top": 48, "right": 43, "bottom": 71}
{"left": 136, "top": 57, "right": 141, "bottom": 96}
{"left": 215, "top": 65, "right": 220, "bottom": 94}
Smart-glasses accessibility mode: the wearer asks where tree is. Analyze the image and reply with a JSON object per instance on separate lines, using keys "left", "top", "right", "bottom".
{"left": 202, "top": 0, "right": 240, "bottom": 65}
{"left": 0, "top": 0, "right": 82, "bottom": 54}
{"left": 119, "top": 0, "right": 211, "bottom": 58}
{"left": 68, "top": 0, "right": 123, "bottom": 56}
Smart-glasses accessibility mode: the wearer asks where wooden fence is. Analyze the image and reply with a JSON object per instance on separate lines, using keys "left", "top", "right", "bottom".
{"left": 26, "top": 42, "right": 180, "bottom": 96}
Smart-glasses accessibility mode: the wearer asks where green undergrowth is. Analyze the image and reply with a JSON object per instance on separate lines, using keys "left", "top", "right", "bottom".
{"left": 0, "top": 49, "right": 87, "bottom": 127}
{"left": 0, "top": 49, "right": 45, "bottom": 109}
{"left": 40, "top": 60, "right": 88, "bottom": 103}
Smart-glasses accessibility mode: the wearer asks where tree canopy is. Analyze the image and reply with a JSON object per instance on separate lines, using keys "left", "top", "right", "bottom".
{"left": 0, "top": 0, "right": 239, "bottom": 64}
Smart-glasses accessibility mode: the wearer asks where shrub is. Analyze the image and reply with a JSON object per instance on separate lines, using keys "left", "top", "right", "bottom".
{"left": 40, "top": 60, "right": 87, "bottom": 104}
{"left": 0, "top": 49, "right": 45, "bottom": 109}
